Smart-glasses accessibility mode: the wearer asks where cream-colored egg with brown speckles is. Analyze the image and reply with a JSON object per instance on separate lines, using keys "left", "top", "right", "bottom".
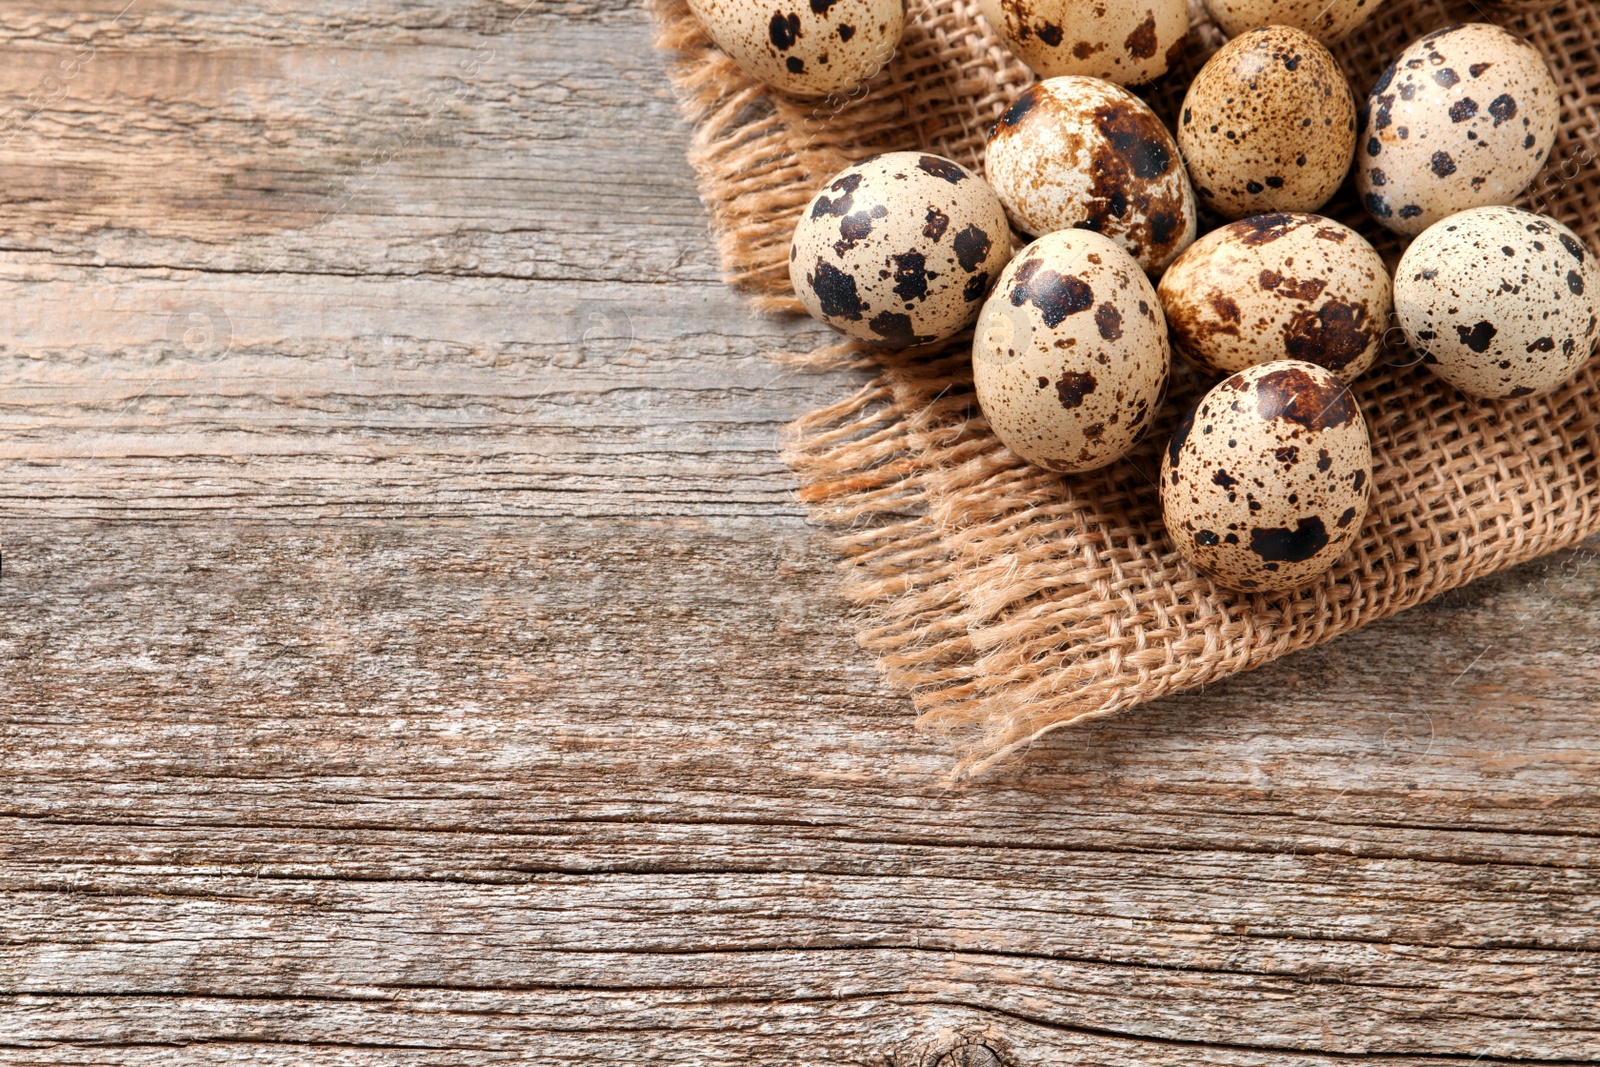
{"left": 687, "top": 0, "right": 904, "bottom": 98}
{"left": 1158, "top": 213, "right": 1392, "bottom": 383}
{"left": 1356, "top": 23, "right": 1560, "bottom": 236}
{"left": 977, "top": 0, "right": 1188, "bottom": 85}
{"left": 1161, "top": 360, "right": 1373, "bottom": 594}
{"left": 973, "top": 229, "right": 1170, "bottom": 473}
{"left": 790, "top": 152, "right": 1013, "bottom": 346}
{"left": 1177, "top": 26, "right": 1356, "bottom": 220}
{"left": 1395, "top": 206, "right": 1600, "bottom": 399}
{"left": 984, "top": 77, "right": 1197, "bottom": 274}
{"left": 1202, "top": 0, "right": 1385, "bottom": 45}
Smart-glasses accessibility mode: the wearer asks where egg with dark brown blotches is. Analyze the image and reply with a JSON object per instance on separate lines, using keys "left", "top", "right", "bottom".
{"left": 1394, "top": 206, "right": 1599, "bottom": 399}
{"left": 1162, "top": 360, "right": 1373, "bottom": 594}
{"left": 985, "top": 76, "right": 1197, "bottom": 274}
{"left": 687, "top": 0, "right": 905, "bottom": 98}
{"left": 790, "top": 152, "right": 1012, "bottom": 347}
{"left": 977, "top": 0, "right": 1188, "bottom": 85}
{"left": 1158, "top": 213, "right": 1392, "bottom": 382}
{"left": 1177, "top": 26, "right": 1356, "bottom": 220}
{"left": 1356, "top": 23, "right": 1560, "bottom": 236}
{"left": 973, "top": 229, "right": 1170, "bottom": 473}
{"left": 1202, "top": 0, "right": 1385, "bottom": 45}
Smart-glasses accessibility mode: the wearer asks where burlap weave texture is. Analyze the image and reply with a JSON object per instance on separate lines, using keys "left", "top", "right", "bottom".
{"left": 652, "top": 0, "right": 1600, "bottom": 773}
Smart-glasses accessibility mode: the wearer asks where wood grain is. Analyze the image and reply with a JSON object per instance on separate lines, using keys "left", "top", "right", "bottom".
{"left": 0, "top": 0, "right": 842, "bottom": 519}
{"left": 1, "top": 1, "right": 1598, "bottom": 1063}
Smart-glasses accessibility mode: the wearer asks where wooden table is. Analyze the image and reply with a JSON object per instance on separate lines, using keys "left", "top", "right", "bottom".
{"left": 3, "top": 2, "right": 1598, "bottom": 1062}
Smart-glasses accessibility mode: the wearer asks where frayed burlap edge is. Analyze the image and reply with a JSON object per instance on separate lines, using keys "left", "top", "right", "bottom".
{"left": 651, "top": 0, "right": 1600, "bottom": 776}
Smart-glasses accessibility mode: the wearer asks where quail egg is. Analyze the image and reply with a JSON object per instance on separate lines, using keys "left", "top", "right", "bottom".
{"left": 973, "top": 228, "right": 1170, "bottom": 473}
{"left": 1202, "top": 0, "right": 1385, "bottom": 45}
{"left": 985, "top": 76, "right": 1198, "bottom": 274}
{"left": 1177, "top": 25, "right": 1357, "bottom": 220}
{"left": 687, "top": 0, "right": 905, "bottom": 98}
{"left": 1159, "top": 212, "right": 1392, "bottom": 382}
{"left": 978, "top": 0, "right": 1188, "bottom": 85}
{"left": 1394, "top": 206, "right": 1599, "bottom": 399}
{"left": 1357, "top": 23, "right": 1561, "bottom": 235}
{"left": 790, "top": 152, "right": 1013, "bottom": 346}
{"left": 1162, "top": 360, "right": 1373, "bottom": 593}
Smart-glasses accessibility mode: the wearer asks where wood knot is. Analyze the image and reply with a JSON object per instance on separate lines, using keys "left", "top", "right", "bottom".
{"left": 935, "top": 1046, "right": 1004, "bottom": 1067}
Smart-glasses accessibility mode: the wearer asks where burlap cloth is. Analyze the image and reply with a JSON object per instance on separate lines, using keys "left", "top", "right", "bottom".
{"left": 651, "top": 0, "right": 1600, "bottom": 774}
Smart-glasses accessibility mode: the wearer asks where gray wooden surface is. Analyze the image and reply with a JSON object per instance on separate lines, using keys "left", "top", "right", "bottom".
{"left": 1, "top": 2, "right": 1598, "bottom": 1063}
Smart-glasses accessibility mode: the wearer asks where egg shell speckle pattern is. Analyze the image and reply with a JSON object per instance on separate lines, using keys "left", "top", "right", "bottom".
{"left": 1161, "top": 360, "right": 1373, "bottom": 593}
{"left": 1158, "top": 213, "right": 1392, "bottom": 383}
{"left": 1395, "top": 206, "right": 1600, "bottom": 399}
{"left": 973, "top": 229, "right": 1171, "bottom": 473}
{"left": 1178, "top": 26, "right": 1357, "bottom": 220}
{"left": 686, "top": 0, "right": 905, "bottom": 98}
{"left": 1202, "top": 0, "right": 1385, "bottom": 45}
{"left": 1357, "top": 23, "right": 1560, "bottom": 235}
{"left": 977, "top": 0, "right": 1188, "bottom": 85}
{"left": 790, "top": 152, "right": 1013, "bottom": 347}
{"left": 985, "top": 76, "right": 1198, "bottom": 274}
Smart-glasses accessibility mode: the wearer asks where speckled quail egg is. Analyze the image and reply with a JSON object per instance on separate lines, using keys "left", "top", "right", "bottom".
{"left": 978, "top": 0, "right": 1188, "bottom": 85}
{"left": 1357, "top": 23, "right": 1561, "bottom": 236}
{"left": 1394, "top": 206, "right": 1599, "bottom": 399}
{"left": 1177, "top": 26, "right": 1357, "bottom": 220}
{"left": 687, "top": 0, "right": 905, "bottom": 98}
{"left": 1162, "top": 360, "right": 1373, "bottom": 593}
{"left": 1159, "top": 213, "right": 1392, "bottom": 382}
{"left": 985, "top": 77, "right": 1198, "bottom": 274}
{"left": 973, "top": 228, "right": 1171, "bottom": 473}
{"left": 1202, "top": 0, "right": 1385, "bottom": 45}
{"left": 790, "top": 152, "right": 1013, "bottom": 346}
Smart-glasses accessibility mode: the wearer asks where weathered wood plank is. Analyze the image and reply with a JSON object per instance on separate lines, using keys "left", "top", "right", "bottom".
{"left": 7, "top": 519, "right": 1600, "bottom": 847}
{"left": 3, "top": 998, "right": 1566, "bottom": 1067}
{"left": 0, "top": 267, "right": 835, "bottom": 517}
{"left": 0, "top": 0, "right": 707, "bottom": 284}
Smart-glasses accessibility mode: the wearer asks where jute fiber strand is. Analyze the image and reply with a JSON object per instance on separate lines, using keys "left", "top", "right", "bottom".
{"left": 652, "top": 0, "right": 1600, "bottom": 774}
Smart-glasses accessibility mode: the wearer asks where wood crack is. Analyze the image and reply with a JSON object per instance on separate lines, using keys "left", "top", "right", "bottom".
{"left": 935, "top": 1001, "right": 1600, "bottom": 1065}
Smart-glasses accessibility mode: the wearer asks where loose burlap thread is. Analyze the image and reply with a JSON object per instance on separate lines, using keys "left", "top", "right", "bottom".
{"left": 652, "top": 0, "right": 1600, "bottom": 774}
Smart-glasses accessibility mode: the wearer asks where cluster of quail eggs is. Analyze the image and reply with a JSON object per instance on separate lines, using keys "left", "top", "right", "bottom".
{"left": 689, "top": 0, "right": 1594, "bottom": 595}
